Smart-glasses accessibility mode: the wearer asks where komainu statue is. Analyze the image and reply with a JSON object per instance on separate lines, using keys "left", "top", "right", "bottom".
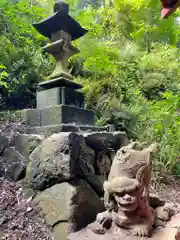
{"left": 89, "top": 142, "right": 174, "bottom": 237}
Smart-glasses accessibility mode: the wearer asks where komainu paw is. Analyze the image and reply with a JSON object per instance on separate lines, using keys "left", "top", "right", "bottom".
{"left": 96, "top": 211, "right": 110, "bottom": 224}
{"left": 132, "top": 225, "right": 150, "bottom": 237}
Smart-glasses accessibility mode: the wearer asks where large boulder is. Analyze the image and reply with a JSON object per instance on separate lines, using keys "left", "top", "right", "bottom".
{"left": 26, "top": 132, "right": 95, "bottom": 191}
{"left": 12, "top": 133, "right": 44, "bottom": 158}
{"left": 33, "top": 179, "right": 104, "bottom": 240}
{"left": 2, "top": 147, "right": 27, "bottom": 180}
{"left": 83, "top": 131, "right": 128, "bottom": 153}
{"left": 0, "top": 135, "right": 10, "bottom": 154}
{"left": 94, "top": 151, "right": 112, "bottom": 176}
{"left": 85, "top": 174, "right": 105, "bottom": 197}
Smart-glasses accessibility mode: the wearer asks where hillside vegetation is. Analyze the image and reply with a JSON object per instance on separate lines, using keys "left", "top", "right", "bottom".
{"left": 0, "top": 0, "right": 180, "bottom": 178}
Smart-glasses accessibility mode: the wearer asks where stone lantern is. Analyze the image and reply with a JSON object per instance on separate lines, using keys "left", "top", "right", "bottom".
{"left": 33, "top": 1, "right": 87, "bottom": 109}
{"left": 25, "top": 1, "right": 108, "bottom": 134}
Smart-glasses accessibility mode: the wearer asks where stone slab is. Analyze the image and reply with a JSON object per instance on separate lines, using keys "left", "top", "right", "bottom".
{"left": 40, "top": 105, "right": 63, "bottom": 126}
{"left": 37, "top": 77, "right": 83, "bottom": 91}
{"left": 36, "top": 87, "right": 61, "bottom": 109}
{"left": 21, "top": 105, "right": 96, "bottom": 127}
{"left": 41, "top": 105, "right": 95, "bottom": 126}
{"left": 84, "top": 131, "right": 129, "bottom": 152}
{"left": 21, "top": 109, "right": 41, "bottom": 127}
{"left": 64, "top": 87, "right": 84, "bottom": 108}
{"left": 25, "top": 124, "right": 108, "bottom": 136}
{"left": 36, "top": 87, "right": 84, "bottom": 109}
{"left": 61, "top": 105, "right": 94, "bottom": 125}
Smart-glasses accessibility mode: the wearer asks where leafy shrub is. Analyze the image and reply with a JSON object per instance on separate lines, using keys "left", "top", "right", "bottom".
{"left": 0, "top": 0, "right": 53, "bottom": 109}
{"left": 72, "top": 3, "right": 180, "bottom": 177}
{"left": 136, "top": 92, "right": 180, "bottom": 177}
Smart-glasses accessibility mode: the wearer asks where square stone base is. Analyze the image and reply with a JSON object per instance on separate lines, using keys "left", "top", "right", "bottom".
{"left": 41, "top": 105, "right": 94, "bottom": 125}
{"left": 25, "top": 124, "right": 109, "bottom": 136}
{"left": 22, "top": 105, "right": 95, "bottom": 127}
{"left": 37, "top": 87, "right": 84, "bottom": 109}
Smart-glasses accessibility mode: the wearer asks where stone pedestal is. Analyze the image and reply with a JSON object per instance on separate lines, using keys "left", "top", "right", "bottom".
{"left": 20, "top": 73, "right": 108, "bottom": 135}
{"left": 25, "top": 2, "right": 108, "bottom": 135}
{"left": 22, "top": 105, "right": 108, "bottom": 136}
{"left": 36, "top": 78, "right": 84, "bottom": 109}
{"left": 34, "top": 75, "right": 96, "bottom": 127}
{"left": 22, "top": 79, "right": 108, "bottom": 135}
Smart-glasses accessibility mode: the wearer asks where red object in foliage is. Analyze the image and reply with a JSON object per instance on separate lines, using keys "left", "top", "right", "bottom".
{"left": 160, "top": 0, "right": 180, "bottom": 18}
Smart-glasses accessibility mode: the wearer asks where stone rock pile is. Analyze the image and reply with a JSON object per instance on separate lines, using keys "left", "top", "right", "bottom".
{"left": 0, "top": 129, "right": 128, "bottom": 240}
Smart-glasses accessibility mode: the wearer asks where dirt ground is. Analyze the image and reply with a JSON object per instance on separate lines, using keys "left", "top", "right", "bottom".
{"left": 150, "top": 177, "right": 180, "bottom": 205}
{"left": 0, "top": 178, "right": 54, "bottom": 240}
{"left": 0, "top": 121, "right": 54, "bottom": 239}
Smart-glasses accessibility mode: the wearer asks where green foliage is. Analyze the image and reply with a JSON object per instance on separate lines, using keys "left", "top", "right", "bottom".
{"left": 0, "top": 0, "right": 53, "bottom": 109}
{"left": 136, "top": 92, "right": 180, "bottom": 177}
{"left": 0, "top": 65, "right": 8, "bottom": 88}
{"left": 72, "top": 2, "right": 180, "bottom": 177}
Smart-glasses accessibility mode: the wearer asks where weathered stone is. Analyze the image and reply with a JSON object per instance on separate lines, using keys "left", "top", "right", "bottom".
{"left": 53, "top": 222, "right": 69, "bottom": 240}
{"left": 37, "top": 87, "right": 61, "bottom": 109}
{"left": 37, "top": 86, "right": 84, "bottom": 109}
{"left": 85, "top": 175, "right": 105, "bottom": 197}
{"left": 2, "top": 147, "right": 27, "bottom": 181}
{"left": 68, "top": 212, "right": 180, "bottom": 240}
{"left": 26, "top": 132, "right": 95, "bottom": 191}
{"left": 33, "top": 180, "right": 104, "bottom": 240}
{"left": 37, "top": 77, "right": 83, "bottom": 91}
{"left": 25, "top": 124, "right": 108, "bottom": 136}
{"left": 13, "top": 133, "right": 44, "bottom": 158}
{"left": 68, "top": 218, "right": 180, "bottom": 240}
{"left": 40, "top": 105, "right": 95, "bottom": 126}
{"left": 0, "top": 135, "right": 10, "bottom": 154}
{"left": 27, "top": 134, "right": 45, "bottom": 153}
{"left": 84, "top": 131, "right": 129, "bottom": 153}
{"left": 95, "top": 151, "right": 112, "bottom": 176}
{"left": 21, "top": 109, "right": 41, "bottom": 127}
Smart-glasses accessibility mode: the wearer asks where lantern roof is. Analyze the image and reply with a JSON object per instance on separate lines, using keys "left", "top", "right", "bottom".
{"left": 33, "top": 2, "right": 88, "bottom": 41}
